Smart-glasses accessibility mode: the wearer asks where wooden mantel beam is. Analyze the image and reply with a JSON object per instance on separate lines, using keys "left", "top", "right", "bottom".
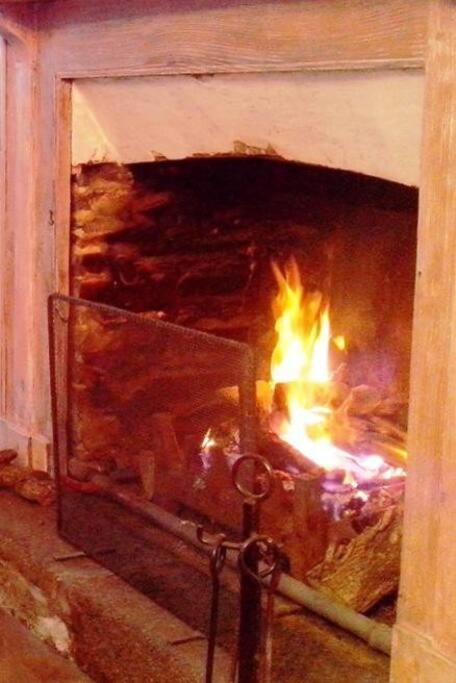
{"left": 24, "top": 0, "right": 430, "bottom": 74}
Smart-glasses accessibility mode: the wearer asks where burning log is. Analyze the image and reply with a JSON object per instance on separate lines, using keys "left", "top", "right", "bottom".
{"left": 257, "top": 430, "right": 321, "bottom": 475}
{"left": 366, "top": 415, "right": 407, "bottom": 443}
{"left": 279, "top": 471, "right": 330, "bottom": 576}
{"left": 325, "top": 383, "right": 408, "bottom": 469}
{"left": 306, "top": 503, "right": 403, "bottom": 613}
{"left": 342, "top": 384, "right": 382, "bottom": 416}
{"left": 366, "top": 437, "right": 407, "bottom": 469}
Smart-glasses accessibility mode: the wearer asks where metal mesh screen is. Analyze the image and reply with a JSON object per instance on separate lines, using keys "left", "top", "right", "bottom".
{"left": 48, "top": 293, "right": 257, "bottom": 652}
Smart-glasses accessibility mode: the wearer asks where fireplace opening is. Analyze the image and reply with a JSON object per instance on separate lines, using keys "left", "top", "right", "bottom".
{"left": 64, "top": 156, "right": 417, "bottom": 636}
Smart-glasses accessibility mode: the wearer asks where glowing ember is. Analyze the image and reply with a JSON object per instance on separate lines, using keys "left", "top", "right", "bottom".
{"left": 269, "top": 257, "right": 403, "bottom": 482}
{"left": 332, "top": 335, "right": 346, "bottom": 352}
{"left": 201, "top": 428, "right": 216, "bottom": 451}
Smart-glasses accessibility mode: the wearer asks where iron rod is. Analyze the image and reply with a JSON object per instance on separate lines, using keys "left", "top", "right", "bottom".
{"left": 237, "top": 500, "right": 262, "bottom": 683}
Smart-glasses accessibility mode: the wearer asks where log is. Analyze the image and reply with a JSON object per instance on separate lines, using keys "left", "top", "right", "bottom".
{"left": 139, "top": 412, "right": 188, "bottom": 504}
{"left": 261, "top": 470, "right": 330, "bottom": 577}
{"left": 0, "top": 449, "right": 18, "bottom": 465}
{"left": 343, "top": 385, "right": 382, "bottom": 416}
{"left": 364, "top": 436, "right": 407, "bottom": 469}
{"left": 14, "top": 476, "right": 56, "bottom": 507}
{"left": 258, "top": 430, "right": 322, "bottom": 475}
{"left": 68, "top": 457, "right": 114, "bottom": 481}
{"left": 177, "top": 446, "right": 243, "bottom": 529}
{"left": 366, "top": 415, "right": 407, "bottom": 443}
{"left": 0, "top": 465, "right": 28, "bottom": 488}
{"left": 306, "top": 503, "right": 403, "bottom": 613}
{"left": 0, "top": 464, "right": 56, "bottom": 506}
{"left": 174, "top": 294, "right": 248, "bottom": 323}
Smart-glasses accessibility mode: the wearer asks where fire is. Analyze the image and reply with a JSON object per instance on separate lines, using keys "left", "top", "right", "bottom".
{"left": 271, "top": 259, "right": 330, "bottom": 386}
{"left": 269, "top": 258, "right": 395, "bottom": 479}
{"left": 332, "top": 335, "right": 346, "bottom": 352}
{"left": 201, "top": 428, "right": 216, "bottom": 451}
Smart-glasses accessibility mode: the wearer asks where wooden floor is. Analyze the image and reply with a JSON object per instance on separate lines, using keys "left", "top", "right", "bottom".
{"left": 0, "top": 609, "right": 91, "bottom": 683}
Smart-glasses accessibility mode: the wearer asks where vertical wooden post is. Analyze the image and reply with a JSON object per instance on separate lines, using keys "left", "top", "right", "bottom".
{"left": 0, "top": 7, "right": 40, "bottom": 464}
{"left": 0, "top": 36, "right": 6, "bottom": 418}
{"left": 391, "top": 1, "right": 456, "bottom": 680}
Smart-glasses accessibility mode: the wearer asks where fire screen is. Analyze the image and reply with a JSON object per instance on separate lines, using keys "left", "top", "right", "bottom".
{"left": 48, "top": 293, "right": 273, "bottom": 680}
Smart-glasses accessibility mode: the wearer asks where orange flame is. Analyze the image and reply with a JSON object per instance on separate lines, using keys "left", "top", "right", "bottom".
{"left": 270, "top": 259, "right": 353, "bottom": 471}
{"left": 271, "top": 259, "right": 330, "bottom": 386}
{"left": 269, "top": 259, "right": 406, "bottom": 480}
{"left": 271, "top": 259, "right": 337, "bottom": 469}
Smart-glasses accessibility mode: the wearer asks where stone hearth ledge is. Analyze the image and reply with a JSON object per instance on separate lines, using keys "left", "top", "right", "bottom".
{"left": 0, "top": 491, "right": 229, "bottom": 682}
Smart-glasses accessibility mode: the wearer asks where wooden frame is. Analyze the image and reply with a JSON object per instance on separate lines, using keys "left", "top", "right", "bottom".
{"left": 391, "top": 1, "right": 456, "bottom": 680}
{"left": 54, "top": 79, "right": 72, "bottom": 295}
{"left": 0, "top": 5, "right": 41, "bottom": 461}
{"left": 40, "top": 0, "right": 428, "bottom": 77}
{"left": 0, "top": 36, "right": 6, "bottom": 417}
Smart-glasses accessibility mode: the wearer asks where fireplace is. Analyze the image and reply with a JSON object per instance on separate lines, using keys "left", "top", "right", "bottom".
{"left": 2, "top": 1, "right": 456, "bottom": 681}
{"left": 60, "top": 155, "right": 417, "bottom": 617}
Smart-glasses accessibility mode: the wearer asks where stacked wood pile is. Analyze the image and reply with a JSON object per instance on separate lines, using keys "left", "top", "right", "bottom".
{"left": 71, "top": 160, "right": 321, "bottom": 348}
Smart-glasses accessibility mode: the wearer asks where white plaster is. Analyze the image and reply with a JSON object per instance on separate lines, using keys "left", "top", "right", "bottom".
{"left": 72, "top": 71, "right": 424, "bottom": 186}
{"left": 36, "top": 616, "right": 71, "bottom": 654}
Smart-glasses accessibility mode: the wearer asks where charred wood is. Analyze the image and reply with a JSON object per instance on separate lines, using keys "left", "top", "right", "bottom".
{"left": 257, "top": 430, "right": 322, "bottom": 476}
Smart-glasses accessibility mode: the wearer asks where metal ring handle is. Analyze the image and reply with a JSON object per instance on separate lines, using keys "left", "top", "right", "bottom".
{"left": 232, "top": 454, "right": 274, "bottom": 502}
{"left": 238, "top": 534, "right": 283, "bottom": 583}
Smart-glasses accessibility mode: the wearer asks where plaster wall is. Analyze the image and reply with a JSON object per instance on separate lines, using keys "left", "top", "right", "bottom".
{"left": 73, "top": 71, "right": 424, "bottom": 186}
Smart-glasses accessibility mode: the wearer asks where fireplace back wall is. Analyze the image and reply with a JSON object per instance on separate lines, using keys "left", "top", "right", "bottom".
{"left": 71, "top": 158, "right": 417, "bottom": 396}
